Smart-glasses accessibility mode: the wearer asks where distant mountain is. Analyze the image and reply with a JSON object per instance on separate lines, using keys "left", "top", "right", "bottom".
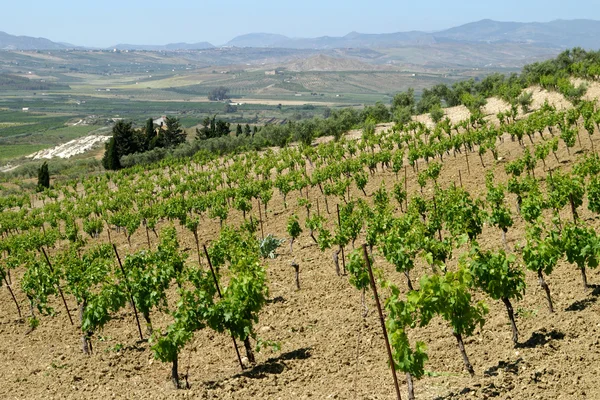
{"left": 224, "top": 19, "right": 600, "bottom": 49}
{"left": 2, "top": 19, "right": 600, "bottom": 52}
{"left": 435, "top": 19, "right": 600, "bottom": 48}
{"left": 113, "top": 42, "right": 215, "bottom": 51}
{"left": 0, "top": 31, "right": 68, "bottom": 50}
{"left": 0, "top": 31, "right": 216, "bottom": 51}
{"left": 224, "top": 31, "right": 435, "bottom": 49}
{"left": 225, "top": 33, "right": 290, "bottom": 48}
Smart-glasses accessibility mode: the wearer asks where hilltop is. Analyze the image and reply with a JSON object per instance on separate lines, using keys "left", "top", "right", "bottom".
{"left": 0, "top": 31, "right": 69, "bottom": 50}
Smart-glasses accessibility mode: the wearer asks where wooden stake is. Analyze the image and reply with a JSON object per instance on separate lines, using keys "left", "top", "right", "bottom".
{"left": 257, "top": 199, "right": 265, "bottom": 240}
{"left": 145, "top": 226, "right": 151, "bottom": 249}
{"left": 361, "top": 244, "right": 402, "bottom": 400}
{"left": 337, "top": 204, "right": 346, "bottom": 274}
{"left": 2, "top": 271, "right": 21, "bottom": 319}
{"left": 203, "top": 245, "right": 246, "bottom": 371}
{"left": 112, "top": 244, "right": 144, "bottom": 341}
{"left": 41, "top": 247, "right": 73, "bottom": 326}
{"left": 193, "top": 230, "right": 203, "bottom": 268}
{"left": 404, "top": 166, "right": 408, "bottom": 211}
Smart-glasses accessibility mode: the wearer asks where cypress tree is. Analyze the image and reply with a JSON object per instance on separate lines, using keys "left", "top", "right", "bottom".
{"left": 36, "top": 161, "right": 50, "bottom": 192}
{"left": 216, "top": 120, "right": 231, "bottom": 137}
{"left": 142, "top": 118, "right": 155, "bottom": 151}
{"left": 102, "top": 137, "right": 121, "bottom": 170}
{"left": 209, "top": 115, "right": 216, "bottom": 137}
{"left": 163, "top": 116, "right": 186, "bottom": 147}
{"left": 112, "top": 120, "right": 137, "bottom": 156}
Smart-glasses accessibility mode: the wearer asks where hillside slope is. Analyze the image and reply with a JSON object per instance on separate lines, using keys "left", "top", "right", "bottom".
{"left": 0, "top": 31, "right": 68, "bottom": 50}
{"left": 1, "top": 84, "right": 600, "bottom": 400}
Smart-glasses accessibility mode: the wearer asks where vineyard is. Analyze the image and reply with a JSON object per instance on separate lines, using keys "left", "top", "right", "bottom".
{"left": 3, "top": 75, "right": 600, "bottom": 399}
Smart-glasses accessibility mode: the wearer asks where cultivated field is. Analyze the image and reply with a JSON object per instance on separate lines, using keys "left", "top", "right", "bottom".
{"left": 0, "top": 47, "right": 529, "bottom": 168}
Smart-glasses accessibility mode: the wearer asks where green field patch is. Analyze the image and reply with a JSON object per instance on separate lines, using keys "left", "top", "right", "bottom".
{"left": 0, "top": 143, "right": 47, "bottom": 160}
{"left": 0, "top": 113, "right": 73, "bottom": 138}
{"left": 0, "top": 122, "right": 33, "bottom": 128}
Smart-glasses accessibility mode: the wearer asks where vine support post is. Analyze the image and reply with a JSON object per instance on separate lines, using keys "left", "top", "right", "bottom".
{"left": 105, "top": 220, "right": 112, "bottom": 244}
{"left": 257, "top": 199, "right": 265, "bottom": 240}
{"left": 291, "top": 260, "right": 300, "bottom": 290}
{"left": 202, "top": 245, "right": 246, "bottom": 371}
{"left": 1, "top": 271, "right": 22, "bottom": 319}
{"left": 458, "top": 170, "right": 463, "bottom": 188}
{"left": 361, "top": 244, "right": 402, "bottom": 400}
{"left": 5, "top": 262, "right": 11, "bottom": 284}
{"left": 145, "top": 225, "right": 151, "bottom": 249}
{"left": 112, "top": 244, "right": 144, "bottom": 341}
{"left": 537, "top": 268, "right": 554, "bottom": 313}
{"left": 404, "top": 166, "right": 408, "bottom": 211}
{"left": 432, "top": 195, "right": 442, "bottom": 241}
{"left": 41, "top": 247, "right": 74, "bottom": 326}
{"left": 192, "top": 230, "right": 203, "bottom": 268}
{"left": 337, "top": 204, "right": 346, "bottom": 275}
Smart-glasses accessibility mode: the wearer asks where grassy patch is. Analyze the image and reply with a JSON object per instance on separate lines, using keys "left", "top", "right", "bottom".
{"left": 0, "top": 111, "right": 73, "bottom": 138}
{"left": 0, "top": 123, "right": 104, "bottom": 161}
{"left": 0, "top": 144, "right": 47, "bottom": 160}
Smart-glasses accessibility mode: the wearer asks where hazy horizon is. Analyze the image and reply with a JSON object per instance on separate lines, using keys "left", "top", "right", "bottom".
{"left": 3, "top": 0, "right": 600, "bottom": 47}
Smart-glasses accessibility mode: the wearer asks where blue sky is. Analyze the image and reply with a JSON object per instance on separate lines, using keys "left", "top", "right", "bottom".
{"left": 3, "top": 0, "right": 599, "bottom": 47}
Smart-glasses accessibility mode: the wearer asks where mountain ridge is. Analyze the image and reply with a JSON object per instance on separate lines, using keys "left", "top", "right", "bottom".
{"left": 223, "top": 19, "right": 600, "bottom": 49}
{"left": 2, "top": 19, "right": 600, "bottom": 51}
{"left": 112, "top": 42, "right": 215, "bottom": 51}
{"left": 0, "top": 31, "right": 68, "bottom": 50}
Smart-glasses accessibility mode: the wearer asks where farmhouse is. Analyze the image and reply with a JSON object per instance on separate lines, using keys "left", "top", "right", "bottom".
{"left": 153, "top": 116, "right": 167, "bottom": 126}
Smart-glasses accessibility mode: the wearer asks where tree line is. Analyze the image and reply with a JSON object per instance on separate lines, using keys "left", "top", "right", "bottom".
{"left": 102, "top": 117, "right": 186, "bottom": 170}
{"left": 394, "top": 47, "right": 600, "bottom": 122}
{"left": 103, "top": 48, "right": 600, "bottom": 171}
